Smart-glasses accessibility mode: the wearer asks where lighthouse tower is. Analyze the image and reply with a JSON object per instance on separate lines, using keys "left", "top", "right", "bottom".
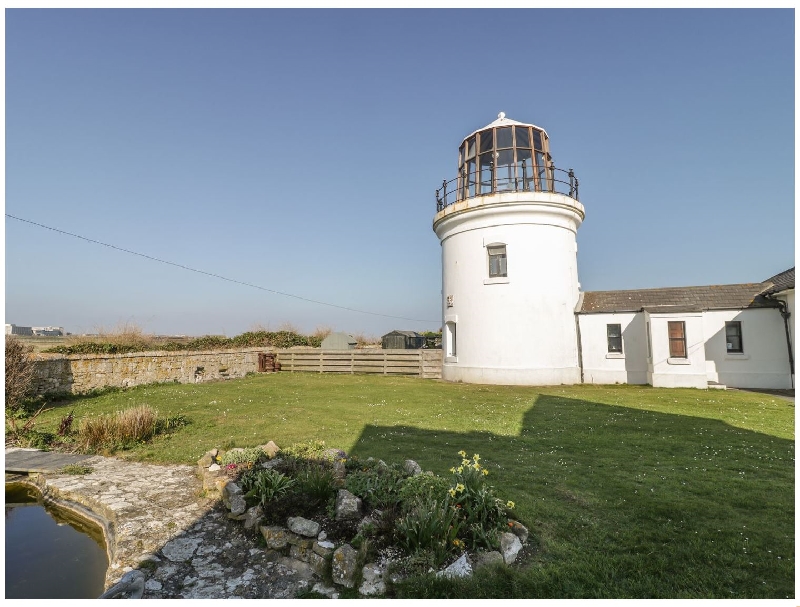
{"left": 433, "top": 113, "right": 585, "bottom": 385}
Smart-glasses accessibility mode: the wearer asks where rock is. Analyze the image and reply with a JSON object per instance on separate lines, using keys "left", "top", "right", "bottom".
{"left": 500, "top": 532, "right": 523, "bottom": 564}
{"left": 243, "top": 505, "right": 263, "bottom": 530}
{"left": 473, "top": 550, "right": 505, "bottom": 570}
{"left": 311, "top": 582, "right": 339, "bottom": 599}
{"left": 286, "top": 535, "right": 314, "bottom": 549}
{"left": 208, "top": 463, "right": 221, "bottom": 472}
{"left": 287, "top": 516, "right": 320, "bottom": 538}
{"left": 507, "top": 519, "right": 529, "bottom": 543}
{"left": 313, "top": 540, "right": 335, "bottom": 557}
{"left": 322, "top": 448, "right": 347, "bottom": 461}
{"left": 358, "top": 510, "right": 383, "bottom": 533}
{"left": 331, "top": 544, "right": 359, "bottom": 588}
{"left": 335, "top": 489, "right": 362, "bottom": 521}
{"left": 222, "top": 482, "right": 246, "bottom": 516}
{"left": 261, "top": 457, "right": 283, "bottom": 470}
{"left": 209, "top": 448, "right": 219, "bottom": 457}
{"left": 359, "top": 562, "right": 386, "bottom": 596}
{"left": 161, "top": 537, "right": 202, "bottom": 562}
{"left": 308, "top": 552, "right": 329, "bottom": 577}
{"left": 259, "top": 441, "right": 280, "bottom": 458}
{"left": 403, "top": 459, "right": 422, "bottom": 476}
{"left": 332, "top": 460, "right": 346, "bottom": 485}
{"left": 197, "top": 451, "right": 215, "bottom": 468}
{"left": 260, "top": 525, "right": 291, "bottom": 550}
{"left": 317, "top": 530, "right": 327, "bottom": 541}
{"left": 99, "top": 570, "right": 145, "bottom": 598}
{"left": 290, "top": 544, "right": 311, "bottom": 561}
{"left": 436, "top": 553, "right": 472, "bottom": 579}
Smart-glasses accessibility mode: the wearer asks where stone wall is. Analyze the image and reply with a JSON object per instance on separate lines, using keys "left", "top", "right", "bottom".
{"left": 31, "top": 348, "right": 268, "bottom": 395}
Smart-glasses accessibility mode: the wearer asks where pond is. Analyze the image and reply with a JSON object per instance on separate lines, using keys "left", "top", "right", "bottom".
{"left": 5, "top": 483, "right": 109, "bottom": 599}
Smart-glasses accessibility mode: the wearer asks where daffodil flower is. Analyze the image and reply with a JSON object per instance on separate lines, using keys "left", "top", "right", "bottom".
{"left": 506, "top": 501, "right": 515, "bottom": 509}
{"left": 473, "top": 454, "right": 481, "bottom": 463}
{"left": 448, "top": 488, "right": 456, "bottom": 497}
{"left": 462, "top": 459, "right": 470, "bottom": 466}
{"left": 449, "top": 467, "right": 456, "bottom": 473}
{"left": 458, "top": 450, "right": 467, "bottom": 458}
{"left": 456, "top": 483, "right": 465, "bottom": 492}
{"left": 482, "top": 469, "right": 489, "bottom": 476}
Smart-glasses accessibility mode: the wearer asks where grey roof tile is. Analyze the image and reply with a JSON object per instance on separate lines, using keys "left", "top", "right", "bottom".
{"left": 579, "top": 282, "right": 780, "bottom": 314}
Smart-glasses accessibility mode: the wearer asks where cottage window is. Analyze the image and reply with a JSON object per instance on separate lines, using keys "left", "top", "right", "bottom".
{"left": 725, "top": 321, "right": 743, "bottom": 353}
{"left": 487, "top": 244, "right": 507, "bottom": 278}
{"left": 607, "top": 324, "right": 622, "bottom": 353}
{"left": 668, "top": 321, "right": 687, "bottom": 358}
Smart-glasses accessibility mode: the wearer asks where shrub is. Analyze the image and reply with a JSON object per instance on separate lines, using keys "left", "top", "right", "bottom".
{"left": 240, "top": 469, "right": 296, "bottom": 508}
{"left": 219, "top": 447, "right": 266, "bottom": 467}
{"left": 345, "top": 464, "right": 406, "bottom": 509}
{"left": 5, "top": 337, "right": 35, "bottom": 415}
{"left": 282, "top": 439, "right": 328, "bottom": 460}
{"left": 77, "top": 405, "right": 180, "bottom": 451}
{"left": 447, "top": 451, "right": 514, "bottom": 551}
{"left": 398, "top": 474, "right": 451, "bottom": 513}
{"left": 292, "top": 464, "right": 337, "bottom": 508}
{"left": 395, "top": 496, "right": 463, "bottom": 568}
{"left": 57, "top": 410, "right": 75, "bottom": 436}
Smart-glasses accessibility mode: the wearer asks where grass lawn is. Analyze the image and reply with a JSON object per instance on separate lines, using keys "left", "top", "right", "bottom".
{"left": 32, "top": 374, "right": 794, "bottom": 598}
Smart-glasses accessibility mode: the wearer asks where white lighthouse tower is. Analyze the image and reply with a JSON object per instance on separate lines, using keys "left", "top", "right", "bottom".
{"left": 433, "top": 113, "right": 585, "bottom": 385}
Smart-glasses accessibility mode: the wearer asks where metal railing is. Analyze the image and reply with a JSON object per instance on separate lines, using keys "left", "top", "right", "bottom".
{"left": 436, "top": 164, "right": 579, "bottom": 212}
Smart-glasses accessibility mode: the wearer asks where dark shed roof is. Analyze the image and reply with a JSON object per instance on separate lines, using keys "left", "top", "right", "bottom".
{"left": 578, "top": 283, "right": 780, "bottom": 314}
{"left": 761, "top": 267, "right": 795, "bottom": 295}
{"left": 383, "top": 330, "right": 424, "bottom": 338}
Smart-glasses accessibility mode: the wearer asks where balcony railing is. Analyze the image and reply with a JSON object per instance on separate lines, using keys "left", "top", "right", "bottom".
{"left": 436, "top": 165, "right": 579, "bottom": 212}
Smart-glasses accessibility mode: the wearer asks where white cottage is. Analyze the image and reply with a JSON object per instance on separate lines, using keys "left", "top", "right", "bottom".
{"left": 433, "top": 114, "right": 794, "bottom": 390}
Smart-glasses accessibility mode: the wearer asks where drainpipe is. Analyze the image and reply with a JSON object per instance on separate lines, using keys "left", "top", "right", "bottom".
{"left": 574, "top": 292, "right": 585, "bottom": 384}
{"left": 766, "top": 295, "right": 794, "bottom": 389}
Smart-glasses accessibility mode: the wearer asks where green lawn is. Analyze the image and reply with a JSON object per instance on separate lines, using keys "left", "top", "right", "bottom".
{"left": 33, "top": 374, "right": 794, "bottom": 598}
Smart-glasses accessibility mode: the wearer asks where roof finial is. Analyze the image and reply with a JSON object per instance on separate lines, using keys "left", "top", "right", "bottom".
{"left": 498, "top": 111, "right": 506, "bottom": 120}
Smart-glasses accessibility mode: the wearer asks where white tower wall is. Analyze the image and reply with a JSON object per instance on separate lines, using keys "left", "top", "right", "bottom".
{"left": 434, "top": 191, "right": 584, "bottom": 385}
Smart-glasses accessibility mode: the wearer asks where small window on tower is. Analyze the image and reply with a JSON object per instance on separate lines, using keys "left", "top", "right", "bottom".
{"left": 487, "top": 244, "right": 507, "bottom": 278}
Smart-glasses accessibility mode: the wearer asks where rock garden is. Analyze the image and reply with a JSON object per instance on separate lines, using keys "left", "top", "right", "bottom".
{"left": 197, "top": 440, "right": 529, "bottom": 597}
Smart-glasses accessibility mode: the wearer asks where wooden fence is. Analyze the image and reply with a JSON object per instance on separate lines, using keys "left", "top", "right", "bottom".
{"left": 275, "top": 348, "right": 442, "bottom": 379}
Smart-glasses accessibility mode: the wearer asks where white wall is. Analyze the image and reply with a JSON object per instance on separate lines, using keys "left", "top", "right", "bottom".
{"left": 434, "top": 192, "right": 584, "bottom": 385}
{"left": 578, "top": 312, "right": 648, "bottom": 384}
{"left": 646, "top": 311, "right": 708, "bottom": 389}
{"left": 702, "top": 308, "right": 792, "bottom": 389}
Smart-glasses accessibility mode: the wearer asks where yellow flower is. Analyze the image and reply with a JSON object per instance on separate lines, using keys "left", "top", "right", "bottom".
{"left": 457, "top": 466, "right": 464, "bottom": 474}
{"left": 482, "top": 469, "right": 489, "bottom": 476}
{"left": 456, "top": 483, "right": 465, "bottom": 493}
{"left": 448, "top": 488, "right": 456, "bottom": 497}
{"left": 449, "top": 467, "right": 456, "bottom": 474}
{"left": 506, "top": 501, "right": 515, "bottom": 509}
{"left": 472, "top": 454, "right": 480, "bottom": 463}
{"left": 472, "top": 463, "right": 480, "bottom": 470}
{"left": 462, "top": 459, "right": 470, "bottom": 466}
{"left": 458, "top": 450, "right": 467, "bottom": 458}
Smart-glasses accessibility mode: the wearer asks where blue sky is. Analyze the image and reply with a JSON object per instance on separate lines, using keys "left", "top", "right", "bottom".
{"left": 5, "top": 8, "right": 795, "bottom": 337}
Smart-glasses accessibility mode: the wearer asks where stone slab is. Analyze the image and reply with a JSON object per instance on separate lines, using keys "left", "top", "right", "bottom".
{"left": 5, "top": 448, "right": 94, "bottom": 473}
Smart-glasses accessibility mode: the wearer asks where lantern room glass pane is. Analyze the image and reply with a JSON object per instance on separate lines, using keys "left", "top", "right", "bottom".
{"left": 466, "top": 136, "right": 476, "bottom": 159}
{"left": 479, "top": 130, "right": 493, "bottom": 154}
{"left": 532, "top": 130, "right": 543, "bottom": 151}
{"left": 496, "top": 127, "right": 513, "bottom": 149}
{"left": 496, "top": 149, "right": 515, "bottom": 191}
{"left": 535, "top": 151, "right": 548, "bottom": 191}
{"left": 479, "top": 152, "right": 493, "bottom": 194}
{"left": 466, "top": 159, "right": 477, "bottom": 198}
{"left": 516, "top": 149, "right": 533, "bottom": 191}
{"left": 515, "top": 126, "right": 530, "bottom": 149}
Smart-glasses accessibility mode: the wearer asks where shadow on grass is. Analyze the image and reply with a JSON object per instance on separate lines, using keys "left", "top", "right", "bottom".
{"left": 348, "top": 394, "right": 795, "bottom": 599}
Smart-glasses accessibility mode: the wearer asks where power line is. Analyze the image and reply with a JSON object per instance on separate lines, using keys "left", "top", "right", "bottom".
{"left": 6, "top": 214, "right": 439, "bottom": 324}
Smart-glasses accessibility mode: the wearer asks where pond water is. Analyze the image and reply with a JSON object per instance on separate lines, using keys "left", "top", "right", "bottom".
{"left": 5, "top": 483, "right": 109, "bottom": 599}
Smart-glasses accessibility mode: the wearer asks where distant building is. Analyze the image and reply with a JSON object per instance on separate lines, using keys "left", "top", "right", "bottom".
{"left": 382, "top": 330, "right": 425, "bottom": 350}
{"left": 6, "top": 324, "right": 33, "bottom": 336}
{"left": 5, "top": 324, "right": 64, "bottom": 337}
{"left": 321, "top": 332, "right": 357, "bottom": 350}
